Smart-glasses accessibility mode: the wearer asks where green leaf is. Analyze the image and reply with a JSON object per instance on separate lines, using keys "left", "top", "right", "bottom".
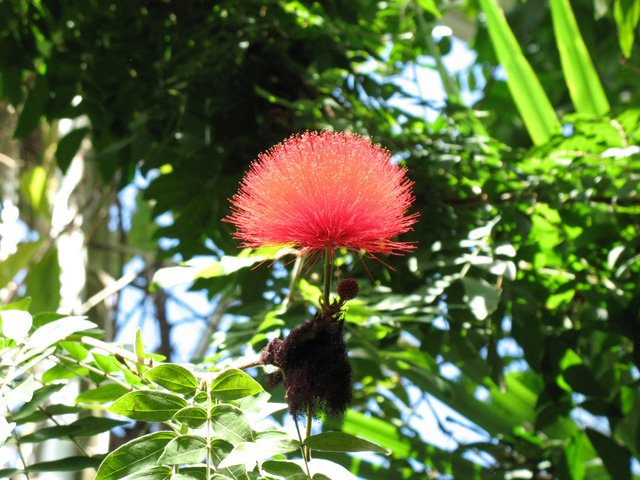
{"left": 42, "top": 363, "right": 88, "bottom": 382}
{"left": 134, "top": 327, "right": 147, "bottom": 374}
{"left": 171, "top": 468, "right": 207, "bottom": 480}
{"left": 19, "top": 317, "right": 96, "bottom": 363}
{"left": 108, "top": 391, "right": 187, "bottom": 421}
{"left": 549, "top": 0, "right": 609, "bottom": 115}
{"left": 218, "top": 431, "right": 300, "bottom": 469}
{"left": 93, "top": 353, "right": 122, "bottom": 374}
{"left": 210, "top": 368, "right": 263, "bottom": 401}
{"left": 195, "top": 256, "right": 267, "bottom": 279}
{"left": 121, "top": 466, "right": 173, "bottom": 480}
{"left": 95, "top": 431, "right": 177, "bottom": 480}
{"left": 261, "top": 460, "right": 307, "bottom": 478}
{"left": 13, "top": 74, "right": 48, "bottom": 139}
{"left": 19, "top": 166, "right": 49, "bottom": 217}
{"left": 55, "top": 127, "right": 89, "bottom": 173}
{"left": 158, "top": 434, "right": 207, "bottom": 465}
{"left": 76, "top": 384, "right": 130, "bottom": 403}
{"left": 210, "top": 404, "right": 254, "bottom": 446}
{"left": 586, "top": 428, "right": 631, "bottom": 480}
{"left": 614, "top": 0, "right": 640, "bottom": 58}
{"left": 564, "top": 431, "right": 586, "bottom": 480}
{"left": 304, "top": 432, "right": 390, "bottom": 455}
{"left": 478, "top": 0, "right": 561, "bottom": 144}
{"left": 340, "top": 410, "right": 411, "bottom": 458}
{"left": 24, "top": 247, "right": 61, "bottom": 314}
{"left": 0, "top": 241, "right": 42, "bottom": 291}
{"left": 416, "top": 0, "right": 441, "bottom": 18}
{"left": 10, "top": 384, "right": 64, "bottom": 421}
{"left": 174, "top": 406, "right": 207, "bottom": 428}
{"left": 21, "top": 416, "right": 128, "bottom": 443}
{"left": 143, "top": 364, "right": 199, "bottom": 394}
{"left": 0, "top": 455, "right": 103, "bottom": 476}
{"left": 58, "top": 341, "right": 89, "bottom": 361}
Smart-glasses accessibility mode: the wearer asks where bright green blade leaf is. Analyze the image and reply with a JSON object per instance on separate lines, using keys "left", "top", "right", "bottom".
{"left": 93, "top": 353, "right": 122, "bottom": 374}
{"left": 58, "top": 341, "right": 89, "bottom": 361}
{"left": 41, "top": 363, "right": 88, "bottom": 383}
{"left": 210, "top": 368, "right": 263, "bottom": 401}
{"left": 134, "top": 327, "right": 147, "bottom": 374}
{"left": 24, "top": 247, "right": 61, "bottom": 314}
{"left": 76, "top": 384, "right": 130, "bottom": 403}
{"left": 416, "top": 0, "right": 441, "bottom": 18}
{"left": 158, "top": 434, "right": 207, "bottom": 465}
{"left": 174, "top": 406, "right": 207, "bottom": 429}
{"left": 614, "top": 0, "right": 640, "bottom": 58}
{"left": 340, "top": 410, "right": 411, "bottom": 457}
{"left": 108, "top": 391, "right": 187, "bottom": 421}
{"left": 210, "top": 404, "right": 254, "bottom": 446}
{"left": 304, "top": 431, "right": 390, "bottom": 455}
{"left": 479, "top": 0, "right": 561, "bottom": 144}
{"left": 19, "top": 166, "right": 49, "bottom": 217}
{"left": 143, "top": 364, "right": 198, "bottom": 394}
{"left": 550, "top": 0, "right": 610, "bottom": 115}
{"left": 95, "top": 431, "right": 177, "bottom": 480}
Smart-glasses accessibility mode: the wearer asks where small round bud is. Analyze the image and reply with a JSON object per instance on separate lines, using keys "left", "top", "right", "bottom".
{"left": 337, "top": 278, "right": 359, "bottom": 301}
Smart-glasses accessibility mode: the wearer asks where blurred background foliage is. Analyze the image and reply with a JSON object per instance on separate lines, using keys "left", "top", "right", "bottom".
{"left": 1, "top": 0, "right": 640, "bottom": 478}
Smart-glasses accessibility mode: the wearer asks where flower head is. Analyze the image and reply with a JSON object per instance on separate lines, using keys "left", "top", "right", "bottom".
{"left": 225, "top": 130, "right": 417, "bottom": 259}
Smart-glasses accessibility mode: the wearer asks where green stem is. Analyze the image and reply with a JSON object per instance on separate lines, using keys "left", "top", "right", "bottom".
{"left": 294, "top": 417, "right": 312, "bottom": 478}
{"left": 206, "top": 380, "right": 212, "bottom": 480}
{"left": 305, "top": 409, "right": 313, "bottom": 461}
{"left": 322, "top": 245, "right": 332, "bottom": 309}
{"left": 55, "top": 353, "right": 133, "bottom": 391}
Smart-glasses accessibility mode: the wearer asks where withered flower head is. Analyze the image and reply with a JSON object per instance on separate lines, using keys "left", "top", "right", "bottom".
{"left": 260, "top": 315, "right": 352, "bottom": 419}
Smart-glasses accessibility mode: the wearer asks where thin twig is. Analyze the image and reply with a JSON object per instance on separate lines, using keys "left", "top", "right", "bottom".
{"left": 55, "top": 353, "right": 133, "bottom": 391}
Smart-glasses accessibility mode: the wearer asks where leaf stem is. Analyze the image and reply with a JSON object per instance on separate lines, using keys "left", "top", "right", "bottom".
{"left": 206, "top": 380, "right": 212, "bottom": 480}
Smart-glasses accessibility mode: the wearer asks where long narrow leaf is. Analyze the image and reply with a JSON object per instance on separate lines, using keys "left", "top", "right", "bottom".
{"left": 479, "top": 0, "right": 561, "bottom": 144}
{"left": 550, "top": 0, "right": 610, "bottom": 115}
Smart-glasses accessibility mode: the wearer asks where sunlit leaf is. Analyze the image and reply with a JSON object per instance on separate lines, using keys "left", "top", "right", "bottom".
{"left": 108, "top": 391, "right": 187, "bottom": 421}
{"left": 158, "top": 434, "right": 207, "bottom": 465}
{"left": 95, "top": 432, "right": 177, "bottom": 480}
{"left": 143, "top": 364, "right": 199, "bottom": 394}
{"left": 210, "top": 369, "right": 263, "bottom": 401}
{"left": 304, "top": 432, "right": 390, "bottom": 455}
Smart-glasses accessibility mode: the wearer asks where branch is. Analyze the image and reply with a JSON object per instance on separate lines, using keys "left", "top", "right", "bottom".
{"left": 63, "top": 335, "right": 156, "bottom": 368}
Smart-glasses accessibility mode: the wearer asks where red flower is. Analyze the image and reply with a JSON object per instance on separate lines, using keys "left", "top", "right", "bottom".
{"left": 225, "top": 130, "right": 418, "bottom": 259}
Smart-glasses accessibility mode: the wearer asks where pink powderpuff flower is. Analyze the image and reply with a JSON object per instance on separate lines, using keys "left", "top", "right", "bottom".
{"left": 225, "top": 130, "right": 418, "bottom": 261}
